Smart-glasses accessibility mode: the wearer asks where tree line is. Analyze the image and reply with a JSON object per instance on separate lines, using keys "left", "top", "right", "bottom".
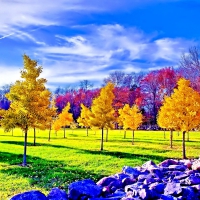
{"left": 0, "top": 46, "right": 200, "bottom": 165}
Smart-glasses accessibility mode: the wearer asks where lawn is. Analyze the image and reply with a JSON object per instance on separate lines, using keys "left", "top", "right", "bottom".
{"left": 0, "top": 128, "right": 199, "bottom": 199}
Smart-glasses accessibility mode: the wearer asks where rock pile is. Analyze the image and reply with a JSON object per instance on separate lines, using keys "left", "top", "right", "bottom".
{"left": 10, "top": 158, "right": 200, "bottom": 200}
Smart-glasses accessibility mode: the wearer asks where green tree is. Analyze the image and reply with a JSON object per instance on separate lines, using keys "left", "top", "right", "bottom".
{"left": 0, "top": 55, "right": 53, "bottom": 166}
{"left": 157, "top": 78, "right": 200, "bottom": 158}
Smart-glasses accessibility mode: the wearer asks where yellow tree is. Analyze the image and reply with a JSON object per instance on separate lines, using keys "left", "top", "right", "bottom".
{"left": 37, "top": 95, "right": 57, "bottom": 142}
{"left": 89, "top": 82, "right": 115, "bottom": 150}
{"left": 52, "top": 102, "right": 73, "bottom": 138}
{"left": 119, "top": 104, "right": 143, "bottom": 145}
{"left": 157, "top": 78, "right": 200, "bottom": 158}
{"left": 0, "top": 55, "right": 53, "bottom": 166}
{"left": 118, "top": 103, "right": 129, "bottom": 139}
{"left": 77, "top": 104, "right": 91, "bottom": 136}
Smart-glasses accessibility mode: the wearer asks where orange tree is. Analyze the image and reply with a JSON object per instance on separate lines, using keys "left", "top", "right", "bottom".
{"left": 89, "top": 82, "right": 115, "bottom": 150}
{"left": 157, "top": 78, "right": 200, "bottom": 158}
{"left": 0, "top": 55, "right": 53, "bottom": 166}
{"left": 52, "top": 102, "right": 73, "bottom": 138}
{"left": 118, "top": 104, "right": 143, "bottom": 145}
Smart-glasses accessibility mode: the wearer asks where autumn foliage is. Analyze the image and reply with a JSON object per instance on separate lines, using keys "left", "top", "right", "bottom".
{"left": 158, "top": 78, "right": 200, "bottom": 158}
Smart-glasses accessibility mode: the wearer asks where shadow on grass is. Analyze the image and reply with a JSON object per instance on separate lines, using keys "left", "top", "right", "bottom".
{"left": 0, "top": 140, "right": 172, "bottom": 162}
{"left": 0, "top": 151, "right": 104, "bottom": 193}
{"left": 79, "top": 149, "right": 170, "bottom": 163}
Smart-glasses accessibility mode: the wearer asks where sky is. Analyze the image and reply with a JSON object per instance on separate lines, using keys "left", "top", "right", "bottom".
{"left": 0, "top": 0, "right": 200, "bottom": 90}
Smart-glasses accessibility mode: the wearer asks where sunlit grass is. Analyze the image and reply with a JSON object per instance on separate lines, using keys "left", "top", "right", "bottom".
{"left": 0, "top": 128, "right": 199, "bottom": 199}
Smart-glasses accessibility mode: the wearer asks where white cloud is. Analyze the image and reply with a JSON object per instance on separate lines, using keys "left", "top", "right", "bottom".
{"left": 0, "top": 66, "right": 22, "bottom": 86}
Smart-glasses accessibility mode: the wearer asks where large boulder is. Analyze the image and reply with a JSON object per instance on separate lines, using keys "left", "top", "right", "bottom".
{"left": 10, "top": 190, "right": 47, "bottom": 200}
{"left": 68, "top": 179, "right": 102, "bottom": 200}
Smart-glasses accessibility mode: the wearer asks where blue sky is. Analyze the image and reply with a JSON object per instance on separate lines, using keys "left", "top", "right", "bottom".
{"left": 0, "top": 0, "right": 199, "bottom": 90}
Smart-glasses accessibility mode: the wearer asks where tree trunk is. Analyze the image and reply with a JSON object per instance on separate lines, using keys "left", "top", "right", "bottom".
{"left": 86, "top": 128, "right": 88, "bottom": 136}
{"left": 132, "top": 130, "right": 134, "bottom": 145}
{"left": 177, "top": 131, "right": 179, "bottom": 136}
{"left": 12, "top": 128, "right": 14, "bottom": 136}
{"left": 101, "top": 128, "right": 104, "bottom": 151}
{"left": 22, "top": 128, "right": 28, "bottom": 166}
{"left": 106, "top": 129, "right": 108, "bottom": 142}
{"left": 124, "top": 130, "right": 126, "bottom": 139}
{"left": 164, "top": 130, "right": 166, "bottom": 139}
{"left": 170, "top": 130, "right": 173, "bottom": 148}
{"left": 33, "top": 128, "right": 36, "bottom": 146}
{"left": 182, "top": 131, "right": 186, "bottom": 159}
{"left": 187, "top": 132, "right": 190, "bottom": 141}
{"left": 48, "top": 126, "right": 51, "bottom": 141}
{"left": 64, "top": 127, "right": 66, "bottom": 138}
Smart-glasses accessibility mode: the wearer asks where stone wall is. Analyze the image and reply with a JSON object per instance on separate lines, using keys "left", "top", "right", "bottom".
{"left": 10, "top": 158, "right": 200, "bottom": 200}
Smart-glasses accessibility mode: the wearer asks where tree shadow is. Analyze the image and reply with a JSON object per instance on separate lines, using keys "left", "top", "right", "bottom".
{"left": 0, "top": 151, "right": 104, "bottom": 197}
{"left": 78, "top": 149, "right": 171, "bottom": 163}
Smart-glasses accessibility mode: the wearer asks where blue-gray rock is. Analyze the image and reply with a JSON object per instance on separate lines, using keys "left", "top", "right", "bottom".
{"left": 10, "top": 190, "right": 47, "bottom": 200}
{"left": 184, "top": 175, "right": 200, "bottom": 185}
{"left": 114, "top": 173, "right": 130, "bottom": 181}
{"left": 47, "top": 188, "right": 68, "bottom": 200}
{"left": 68, "top": 179, "right": 102, "bottom": 200}
{"left": 159, "top": 159, "right": 179, "bottom": 167}
{"left": 142, "top": 160, "right": 157, "bottom": 170}
{"left": 124, "top": 184, "right": 139, "bottom": 196}
{"left": 88, "top": 197, "right": 122, "bottom": 200}
{"left": 122, "top": 166, "right": 141, "bottom": 178}
{"left": 159, "top": 194, "right": 178, "bottom": 200}
{"left": 139, "top": 189, "right": 152, "bottom": 200}
{"left": 168, "top": 165, "right": 186, "bottom": 171}
{"left": 150, "top": 168, "right": 164, "bottom": 179}
{"left": 138, "top": 174, "right": 153, "bottom": 182}
{"left": 122, "top": 177, "right": 136, "bottom": 187}
{"left": 143, "top": 177, "right": 157, "bottom": 185}
{"left": 149, "top": 182, "right": 166, "bottom": 194}
{"left": 108, "top": 180, "right": 122, "bottom": 190}
{"left": 164, "top": 182, "right": 182, "bottom": 196}
{"left": 97, "top": 177, "right": 118, "bottom": 187}
{"left": 182, "top": 186, "right": 199, "bottom": 200}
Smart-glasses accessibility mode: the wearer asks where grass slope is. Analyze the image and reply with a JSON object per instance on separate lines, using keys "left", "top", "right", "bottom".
{"left": 0, "top": 128, "right": 199, "bottom": 199}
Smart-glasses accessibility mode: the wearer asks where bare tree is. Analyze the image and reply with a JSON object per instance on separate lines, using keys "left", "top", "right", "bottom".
{"left": 179, "top": 46, "right": 200, "bottom": 82}
{"left": 79, "top": 80, "right": 93, "bottom": 91}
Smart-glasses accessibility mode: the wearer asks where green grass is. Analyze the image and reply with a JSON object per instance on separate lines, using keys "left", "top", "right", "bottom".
{"left": 0, "top": 128, "right": 200, "bottom": 199}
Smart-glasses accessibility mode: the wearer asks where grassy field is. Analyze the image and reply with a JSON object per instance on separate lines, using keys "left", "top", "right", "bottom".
{"left": 0, "top": 128, "right": 200, "bottom": 199}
